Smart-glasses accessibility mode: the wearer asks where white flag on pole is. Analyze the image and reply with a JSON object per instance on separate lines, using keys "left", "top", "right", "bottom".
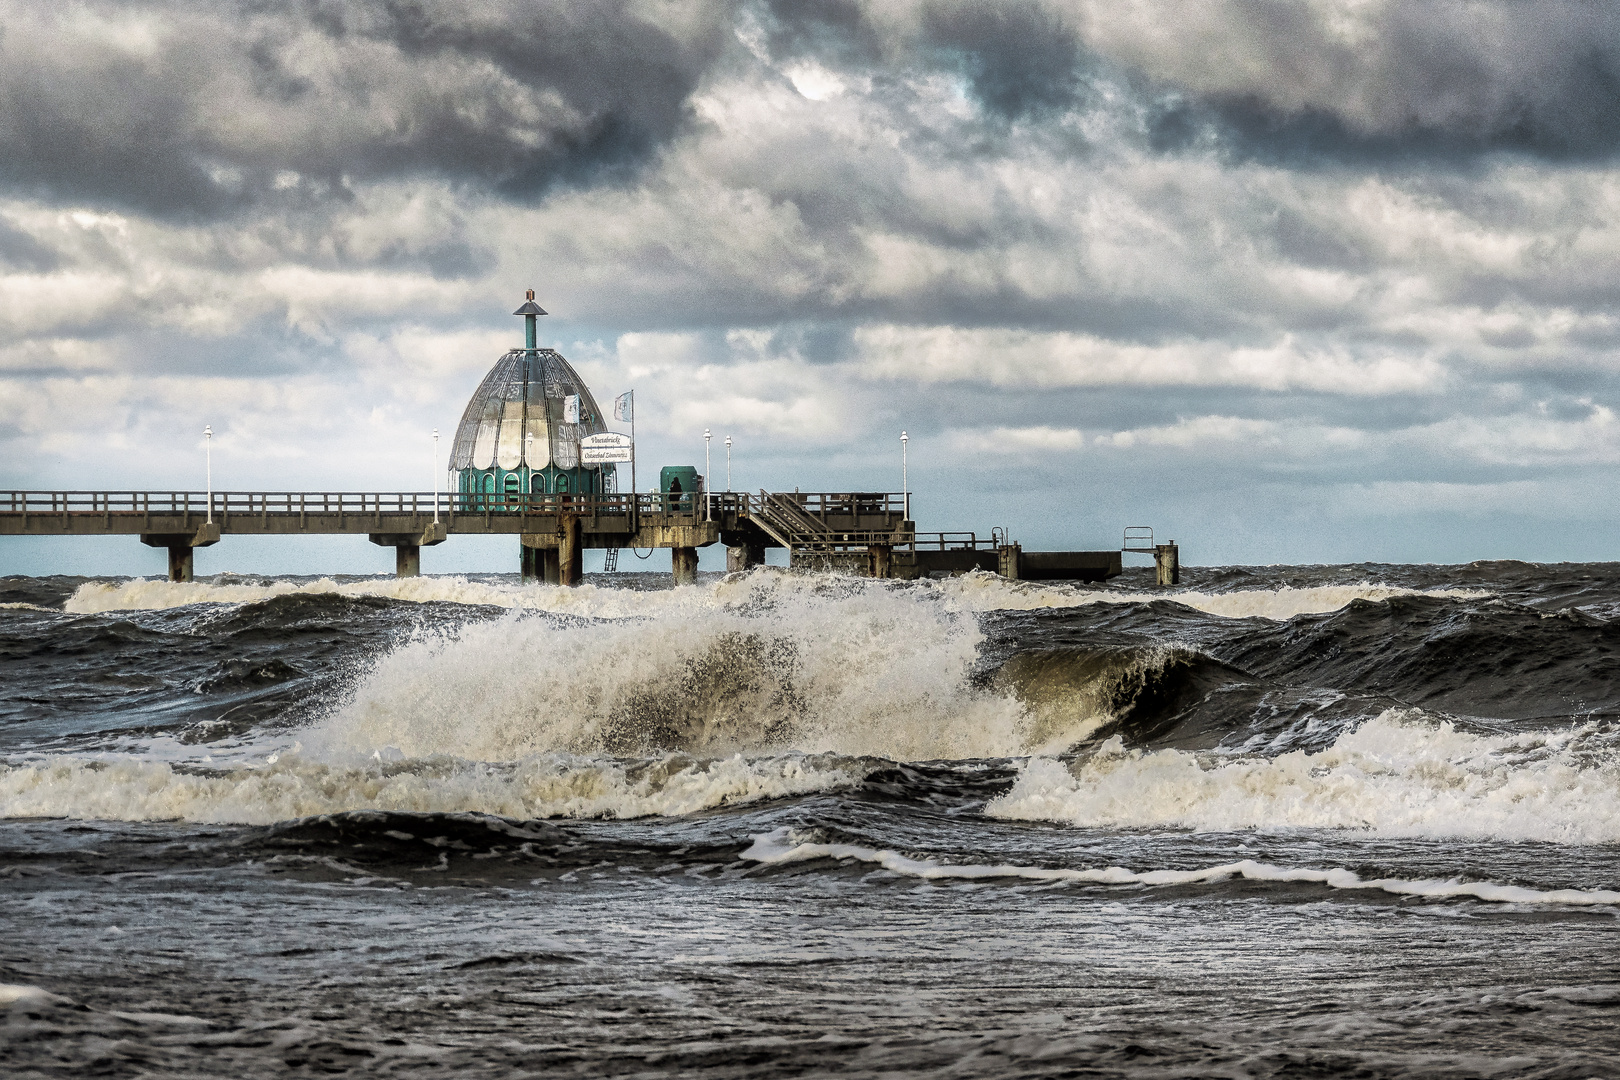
{"left": 563, "top": 394, "right": 581, "bottom": 424}
{"left": 613, "top": 391, "right": 633, "bottom": 422}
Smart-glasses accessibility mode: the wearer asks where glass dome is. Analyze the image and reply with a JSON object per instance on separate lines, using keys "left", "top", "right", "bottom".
{"left": 447, "top": 348, "right": 608, "bottom": 477}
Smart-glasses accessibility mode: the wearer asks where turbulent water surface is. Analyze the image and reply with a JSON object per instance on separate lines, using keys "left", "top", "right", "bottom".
{"left": 2, "top": 562, "right": 1619, "bottom": 1078}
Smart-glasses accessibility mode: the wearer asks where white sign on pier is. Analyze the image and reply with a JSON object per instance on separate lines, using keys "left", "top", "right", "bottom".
{"left": 581, "top": 431, "right": 634, "bottom": 464}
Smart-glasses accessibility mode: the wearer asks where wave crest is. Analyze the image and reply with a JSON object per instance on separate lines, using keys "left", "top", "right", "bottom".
{"left": 987, "top": 710, "right": 1620, "bottom": 844}
{"left": 62, "top": 569, "right": 1488, "bottom": 622}
{"left": 309, "top": 582, "right": 1033, "bottom": 762}
{"left": 0, "top": 751, "right": 863, "bottom": 825}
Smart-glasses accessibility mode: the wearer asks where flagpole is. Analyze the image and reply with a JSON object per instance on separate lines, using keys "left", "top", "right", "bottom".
{"left": 612, "top": 390, "right": 636, "bottom": 524}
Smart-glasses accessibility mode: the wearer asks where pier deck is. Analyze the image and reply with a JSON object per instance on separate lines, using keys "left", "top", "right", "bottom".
{"left": 0, "top": 490, "right": 1140, "bottom": 585}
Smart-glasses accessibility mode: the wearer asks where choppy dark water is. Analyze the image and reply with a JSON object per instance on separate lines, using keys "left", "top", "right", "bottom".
{"left": 3, "top": 563, "right": 1619, "bottom": 1078}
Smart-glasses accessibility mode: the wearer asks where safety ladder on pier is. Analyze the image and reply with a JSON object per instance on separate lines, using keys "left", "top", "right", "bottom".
{"left": 602, "top": 470, "right": 620, "bottom": 571}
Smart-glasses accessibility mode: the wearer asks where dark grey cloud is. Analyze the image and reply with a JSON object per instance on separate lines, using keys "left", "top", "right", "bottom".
{"left": 918, "top": 1, "right": 1082, "bottom": 121}
{"left": 10, "top": 0, "right": 1619, "bottom": 239}
{"left": 764, "top": 1, "right": 1620, "bottom": 163}
{"left": 0, "top": 0, "right": 734, "bottom": 219}
{"left": 760, "top": 0, "right": 1086, "bottom": 121}
{"left": 1118, "top": 1, "right": 1620, "bottom": 165}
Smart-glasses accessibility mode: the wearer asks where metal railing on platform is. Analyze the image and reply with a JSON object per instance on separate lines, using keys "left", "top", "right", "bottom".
{"left": 1123, "top": 526, "right": 1156, "bottom": 552}
{"left": 785, "top": 491, "right": 904, "bottom": 515}
{"left": 900, "top": 532, "right": 989, "bottom": 551}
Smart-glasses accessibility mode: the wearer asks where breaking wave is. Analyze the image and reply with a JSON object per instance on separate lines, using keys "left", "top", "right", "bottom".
{"left": 61, "top": 569, "right": 1485, "bottom": 622}
{"left": 0, "top": 751, "right": 863, "bottom": 825}
{"left": 64, "top": 574, "right": 705, "bottom": 619}
{"left": 987, "top": 710, "right": 1620, "bottom": 845}
{"left": 935, "top": 573, "right": 1490, "bottom": 620}
{"left": 308, "top": 580, "right": 1038, "bottom": 761}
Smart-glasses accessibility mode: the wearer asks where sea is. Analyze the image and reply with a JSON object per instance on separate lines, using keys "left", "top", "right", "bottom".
{"left": 2, "top": 562, "right": 1618, "bottom": 1079}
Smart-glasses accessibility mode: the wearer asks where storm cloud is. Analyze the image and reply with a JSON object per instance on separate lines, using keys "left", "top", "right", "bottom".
{"left": 2, "top": 0, "right": 1619, "bottom": 571}
{"left": 0, "top": 0, "right": 733, "bottom": 218}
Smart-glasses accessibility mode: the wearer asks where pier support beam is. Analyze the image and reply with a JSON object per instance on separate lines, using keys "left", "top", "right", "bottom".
{"left": 672, "top": 546, "right": 699, "bottom": 585}
{"left": 1154, "top": 543, "right": 1180, "bottom": 586}
{"left": 559, "top": 516, "right": 583, "bottom": 586}
{"left": 867, "top": 544, "right": 892, "bottom": 579}
{"left": 395, "top": 545, "right": 421, "bottom": 579}
{"left": 521, "top": 535, "right": 564, "bottom": 585}
{"left": 726, "top": 542, "right": 765, "bottom": 573}
{"left": 520, "top": 544, "right": 537, "bottom": 584}
{"left": 369, "top": 523, "right": 446, "bottom": 579}
{"left": 141, "top": 523, "right": 220, "bottom": 583}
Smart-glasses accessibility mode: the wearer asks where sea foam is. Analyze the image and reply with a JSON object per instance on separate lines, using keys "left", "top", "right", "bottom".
{"left": 742, "top": 828, "right": 1620, "bottom": 905}
{"left": 0, "top": 751, "right": 863, "bottom": 825}
{"left": 61, "top": 568, "right": 1485, "bottom": 622}
{"left": 936, "top": 573, "right": 1490, "bottom": 620}
{"left": 988, "top": 710, "right": 1620, "bottom": 845}
{"left": 304, "top": 576, "right": 1038, "bottom": 762}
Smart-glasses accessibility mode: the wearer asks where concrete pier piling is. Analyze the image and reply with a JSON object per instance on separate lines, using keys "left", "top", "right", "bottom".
{"left": 726, "top": 542, "right": 765, "bottom": 572}
{"left": 867, "top": 544, "right": 892, "bottom": 579}
{"left": 559, "top": 516, "right": 583, "bottom": 586}
{"left": 997, "top": 543, "right": 1022, "bottom": 580}
{"left": 369, "top": 523, "right": 446, "bottom": 578}
{"left": 520, "top": 535, "right": 563, "bottom": 584}
{"left": 395, "top": 545, "right": 421, "bottom": 578}
{"left": 671, "top": 546, "right": 699, "bottom": 584}
{"left": 1154, "top": 543, "right": 1180, "bottom": 586}
{"left": 140, "top": 523, "right": 220, "bottom": 582}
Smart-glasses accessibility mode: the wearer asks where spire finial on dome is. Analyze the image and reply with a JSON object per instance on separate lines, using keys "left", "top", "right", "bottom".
{"left": 513, "top": 288, "right": 547, "bottom": 350}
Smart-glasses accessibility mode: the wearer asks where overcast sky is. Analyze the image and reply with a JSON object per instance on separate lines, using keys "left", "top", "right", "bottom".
{"left": 5, "top": 0, "right": 1620, "bottom": 575}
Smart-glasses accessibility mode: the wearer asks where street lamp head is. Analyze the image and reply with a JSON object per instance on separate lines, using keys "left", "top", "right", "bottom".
{"left": 204, "top": 425, "right": 212, "bottom": 438}
{"left": 704, "top": 428, "right": 711, "bottom": 441}
{"left": 901, "top": 430, "right": 908, "bottom": 443}
{"left": 725, "top": 435, "right": 732, "bottom": 448}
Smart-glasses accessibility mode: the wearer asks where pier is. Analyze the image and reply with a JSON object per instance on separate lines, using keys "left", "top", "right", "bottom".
{"left": 0, "top": 489, "right": 1171, "bottom": 585}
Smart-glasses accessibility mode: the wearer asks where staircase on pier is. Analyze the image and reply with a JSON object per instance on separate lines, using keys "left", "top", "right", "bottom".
{"left": 746, "top": 490, "right": 911, "bottom": 553}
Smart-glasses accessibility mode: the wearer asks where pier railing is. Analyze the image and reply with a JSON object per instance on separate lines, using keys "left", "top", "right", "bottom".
{"left": 0, "top": 490, "right": 619, "bottom": 517}
{"left": 902, "top": 532, "right": 991, "bottom": 551}
{"left": 0, "top": 490, "right": 909, "bottom": 523}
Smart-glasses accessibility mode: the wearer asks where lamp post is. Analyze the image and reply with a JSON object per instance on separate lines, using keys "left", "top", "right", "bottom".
{"left": 725, "top": 434, "right": 732, "bottom": 492}
{"left": 204, "top": 425, "right": 213, "bottom": 524}
{"left": 432, "top": 428, "right": 440, "bottom": 523}
{"left": 704, "top": 428, "right": 712, "bottom": 520}
{"left": 900, "top": 430, "right": 909, "bottom": 521}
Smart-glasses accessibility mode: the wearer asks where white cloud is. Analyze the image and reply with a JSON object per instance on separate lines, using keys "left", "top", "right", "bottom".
{"left": 853, "top": 325, "right": 1445, "bottom": 395}
{"left": 948, "top": 425, "right": 1086, "bottom": 455}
